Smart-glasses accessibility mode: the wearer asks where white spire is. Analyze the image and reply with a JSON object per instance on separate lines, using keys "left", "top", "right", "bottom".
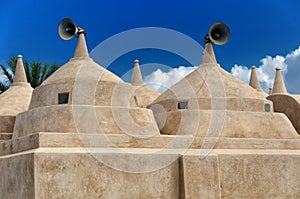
{"left": 249, "top": 66, "right": 262, "bottom": 91}
{"left": 12, "top": 55, "right": 28, "bottom": 86}
{"left": 74, "top": 33, "right": 89, "bottom": 58}
{"left": 131, "top": 59, "right": 144, "bottom": 86}
{"left": 272, "top": 67, "right": 287, "bottom": 94}
{"left": 202, "top": 43, "right": 217, "bottom": 64}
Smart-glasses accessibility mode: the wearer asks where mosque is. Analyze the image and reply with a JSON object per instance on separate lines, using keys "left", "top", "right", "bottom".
{"left": 0, "top": 23, "right": 299, "bottom": 198}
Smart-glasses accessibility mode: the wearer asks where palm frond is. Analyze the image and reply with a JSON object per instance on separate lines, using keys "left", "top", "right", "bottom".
{"left": 7, "top": 56, "right": 17, "bottom": 74}
{"left": 45, "top": 63, "right": 59, "bottom": 80}
{"left": 24, "top": 59, "right": 31, "bottom": 84}
{"left": 2, "top": 56, "right": 60, "bottom": 88}
{"left": 39, "top": 63, "right": 50, "bottom": 85}
{"left": 30, "top": 61, "right": 41, "bottom": 88}
{"left": 0, "top": 82, "right": 9, "bottom": 94}
{"left": 0, "top": 64, "right": 13, "bottom": 83}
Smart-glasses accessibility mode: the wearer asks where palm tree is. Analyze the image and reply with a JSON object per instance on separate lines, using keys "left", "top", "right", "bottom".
{"left": 0, "top": 56, "right": 59, "bottom": 93}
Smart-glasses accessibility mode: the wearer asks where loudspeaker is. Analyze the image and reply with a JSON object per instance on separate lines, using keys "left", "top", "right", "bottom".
{"left": 208, "top": 22, "right": 230, "bottom": 45}
{"left": 58, "top": 18, "right": 78, "bottom": 40}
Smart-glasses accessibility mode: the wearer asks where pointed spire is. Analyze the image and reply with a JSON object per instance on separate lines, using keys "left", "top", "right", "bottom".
{"left": 202, "top": 43, "right": 217, "bottom": 64}
{"left": 12, "top": 55, "right": 28, "bottom": 86}
{"left": 272, "top": 67, "right": 287, "bottom": 94}
{"left": 74, "top": 33, "right": 89, "bottom": 58}
{"left": 249, "top": 66, "right": 262, "bottom": 91}
{"left": 131, "top": 59, "right": 144, "bottom": 86}
{"left": 268, "top": 88, "right": 273, "bottom": 95}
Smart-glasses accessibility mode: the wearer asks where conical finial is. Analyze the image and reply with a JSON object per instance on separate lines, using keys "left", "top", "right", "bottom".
{"left": 272, "top": 67, "right": 287, "bottom": 94}
{"left": 249, "top": 66, "right": 262, "bottom": 91}
{"left": 74, "top": 33, "right": 89, "bottom": 58}
{"left": 202, "top": 43, "right": 217, "bottom": 64}
{"left": 12, "top": 55, "right": 28, "bottom": 86}
{"left": 268, "top": 88, "right": 273, "bottom": 95}
{"left": 131, "top": 59, "right": 144, "bottom": 86}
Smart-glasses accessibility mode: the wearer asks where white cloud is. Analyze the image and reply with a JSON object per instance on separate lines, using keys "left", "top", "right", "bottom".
{"left": 144, "top": 46, "right": 300, "bottom": 94}
{"left": 144, "top": 66, "right": 197, "bottom": 93}
{"left": 230, "top": 64, "right": 251, "bottom": 83}
{"left": 284, "top": 47, "right": 300, "bottom": 93}
{"left": 231, "top": 47, "right": 300, "bottom": 93}
{"left": 231, "top": 55, "right": 288, "bottom": 92}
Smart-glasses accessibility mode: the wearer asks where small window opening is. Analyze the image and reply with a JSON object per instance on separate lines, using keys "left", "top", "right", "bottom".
{"left": 178, "top": 101, "right": 188, "bottom": 109}
{"left": 134, "top": 96, "right": 139, "bottom": 106}
{"left": 58, "top": 93, "right": 69, "bottom": 104}
{"left": 264, "top": 104, "right": 270, "bottom": 112}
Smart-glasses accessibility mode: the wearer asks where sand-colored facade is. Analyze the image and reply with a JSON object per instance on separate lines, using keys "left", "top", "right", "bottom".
{"left": 0, "top": 33, "right": 299, "bottom": 199}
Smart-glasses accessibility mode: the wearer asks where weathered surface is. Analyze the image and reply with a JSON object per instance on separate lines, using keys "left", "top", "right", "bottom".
{"left": 154, "top": 110, "right": 298, "bottom": 138}
{"left": 149, "top": 44, "right": 298, "bottom": 140}
{"left": 182, "top": 150, "right": 300, "bottom": 199}
{"left": 13, "top": 105, "right": 159, "bottom": 138}
{"left": 34, "top": 149, "right": 180, "bottom": 199}
{"left": 0, "top": 116, "right": 15, "bottom": 134}
{"left": 0, "top": 152, "right": 34, "bottom": 199}
{"left": 268, "top": 94, "right": 300, "bottom": 134}
{"left": 1, "top": 147, "right": 299, "bottom": 199}
{"left": 1, "top": 29, "right": 300, "bottom": 199}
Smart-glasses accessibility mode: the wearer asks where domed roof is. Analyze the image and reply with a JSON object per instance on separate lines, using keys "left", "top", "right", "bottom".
{"left": 151, "top": 43, "right": 268, "bottom": 112}
{"left": 41, "top": 34, "right": 122, "bottom": 86}
{"left": 149, "top": 43, "right": 298, "bottom": 139}
{"left": 14, "top": 33, "right": 160, "bottom": 138}
{"left": 0, "top": 55, "right": 33, "bottom": 116}
{"left": 29, "top": 34, "right": 125, "bottom": 109}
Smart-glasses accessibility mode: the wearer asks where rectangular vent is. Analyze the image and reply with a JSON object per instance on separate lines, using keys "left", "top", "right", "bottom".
{"left": 178, "top": 101, "right": 188, "bottom": 109}
{"left": 58, "top": 93, "right": 69, "bottom": 104}
{"left": 264, "top": 104, "right": 270, "bottom": 112}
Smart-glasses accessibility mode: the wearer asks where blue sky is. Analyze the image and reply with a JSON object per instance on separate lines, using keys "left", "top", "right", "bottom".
{"left": 0, "top": 0, "right": 299, "bottom": 93}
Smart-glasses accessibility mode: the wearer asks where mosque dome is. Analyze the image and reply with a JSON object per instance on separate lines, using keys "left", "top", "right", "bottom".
{"left": 149, "top": 43, "right": 298, "bottom": 139}
{"left": 0, "top": 55, "right": 33, "bottom": 140}
{"left": 13, "top": 34, "right": 159, "bottom": 138}
{"left": 0, "top": 55, "right": 33, "bottom": 115}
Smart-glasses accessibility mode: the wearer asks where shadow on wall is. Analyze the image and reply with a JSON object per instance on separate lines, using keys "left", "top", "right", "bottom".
{"left": 268, "top": 94, "right": 300, "bottom": 135}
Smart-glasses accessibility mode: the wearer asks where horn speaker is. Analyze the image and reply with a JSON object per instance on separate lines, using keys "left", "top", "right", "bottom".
{"left": 58, "top": 18, "right": 79, "bottom": 40}
{"left": 207, "top": 22, "right": 230, "bottom": 45}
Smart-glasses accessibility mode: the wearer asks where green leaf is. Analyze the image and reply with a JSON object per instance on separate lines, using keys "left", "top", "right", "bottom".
{"left": 0, "top": 64, "right": 13, "bottom": 83}
{"left": 0, "top": 82, "right": 9, "bottom": 94}
{"left": 40, "top": 63, "right": 50, "bottom": 85}
{"left": 45, "top": 63, "right": 59, "bottom": 80}
{"left": 7, "top": 56, "right": 17, "bottom": 74}
{"left": 30, "top": 61, "right": 41, "bottom": 88}
{"left": 24, "top": 59, "right": 31, "bottom": 84}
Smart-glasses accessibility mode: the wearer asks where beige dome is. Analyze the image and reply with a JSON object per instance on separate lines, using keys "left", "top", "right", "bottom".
{"left": 149, "top": 43, "right": 298, "bottom": 139}
{"left": 151, "top": 44, "right": 268, "bottom": 112}
{"left": 0, "top": 55, "right": 33, "bottom": 140}
{"left": 0, "top": 55, "right": 33, "bottom": 115}
{"left": 14, "top": 33, "right": 159, "bottom": 138}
